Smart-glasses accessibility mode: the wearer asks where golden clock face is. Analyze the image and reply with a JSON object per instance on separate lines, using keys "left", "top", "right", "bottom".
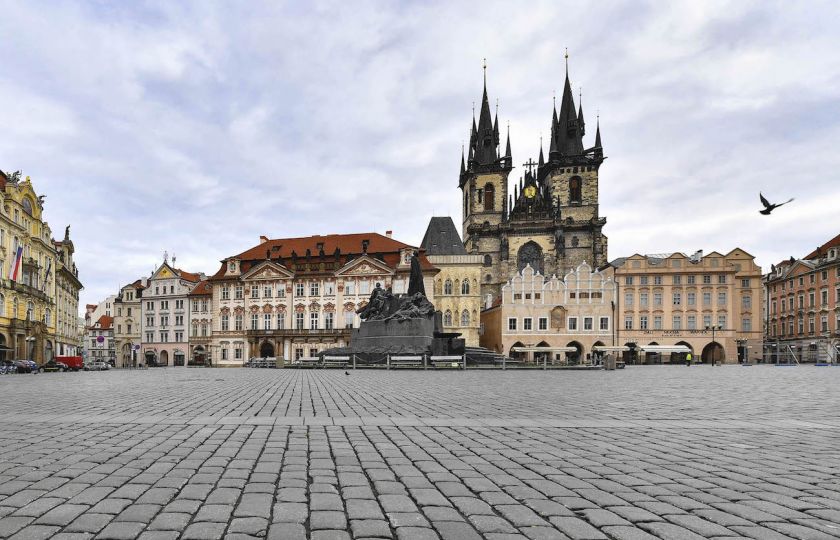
{"left": 524, "top": 185, "right": 537, "bottom": 199}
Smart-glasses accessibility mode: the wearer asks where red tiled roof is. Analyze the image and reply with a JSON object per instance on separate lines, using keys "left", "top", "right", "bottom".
{"left": 93, "top": 315, "right": 113, "bottom": 330}
{"left": 174, "top": 268, "right": 202, "bottom": 282}
{"left": 188, "top": 280, "right": 212, "bottom": 296}
{"left": 210, "top": 232, "right": 435, "bottom": 281}
{"left": 805, "top": 232, "right": 840, "bottom": 260}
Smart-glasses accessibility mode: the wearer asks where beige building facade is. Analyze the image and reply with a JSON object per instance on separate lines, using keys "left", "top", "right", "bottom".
{"left": 422, "top": 217, "right": 482, "bottom": 347}
{"left": 480, "top": 262, "right": 616, "bottom": 363}
{"left": 113, "top": 279, "right": 144, "bottom": 367}
{"left": 612, "top": 249, "right": 763, "bottom": 364}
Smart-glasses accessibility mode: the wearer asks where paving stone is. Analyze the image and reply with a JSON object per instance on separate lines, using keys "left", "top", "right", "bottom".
{"left": 94, "top": 521, "right": 147, "bottom": 540}
{"left": 395, "top": 527, "right": 439, "bottom": 540}
{"left": 432, "top": 521, "right": 483, "bottom": 540}
{"left": 547, "top": 516, "right": 607, "bottom": 539}
{"left": 637, "top": 522, "right": 710, "bottom": 540}
{"left": 181, "top": 521, "right": 227, "bottom": 540}
{"left": 311, "top": 510, "right": 348, "bottom": 530}
{"left": 9, "top": 525, "right": 62, "bottom": 540}
{"left": 599, "top": 526, "right": 659, "bottom": 540}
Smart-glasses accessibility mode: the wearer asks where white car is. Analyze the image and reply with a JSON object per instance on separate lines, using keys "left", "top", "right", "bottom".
{"left": 86, "top": 361, "right": 111, "bottom": 371}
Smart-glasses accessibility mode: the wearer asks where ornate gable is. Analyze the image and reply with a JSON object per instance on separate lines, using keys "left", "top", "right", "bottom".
{"left": 240, "top": 260, "right": 294, "bottom": 281}
{"left": 335, "top": 255, "right": 394, "bottom": 277}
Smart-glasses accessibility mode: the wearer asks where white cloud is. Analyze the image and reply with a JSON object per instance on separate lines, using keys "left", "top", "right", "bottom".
{"left": 1, "top": 0, "right": 838, "bottom": 309}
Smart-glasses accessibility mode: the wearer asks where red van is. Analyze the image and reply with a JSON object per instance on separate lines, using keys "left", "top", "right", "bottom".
{"left": 55, "top": 356, "right": 84, "bottom": 371}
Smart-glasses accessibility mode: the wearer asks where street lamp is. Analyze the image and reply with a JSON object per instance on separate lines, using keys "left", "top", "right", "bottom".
{"left": 706, "top": 325, "right": 722, "bottom": 365}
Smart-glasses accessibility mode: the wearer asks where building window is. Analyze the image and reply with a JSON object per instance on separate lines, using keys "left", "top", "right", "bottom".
{"left": 192, "top": 300, "right": 199, "bottom": 312}
{"left": 251, "top": 313, "right": 258, "bottom": 330}
{"left": 461, "top": 280, "right": 470, "bottom": 295}
{"left": 640, "top": 293, "right": 648, "bottom": 308}
{"left": 264, "top": 314, "right": 271, "bottom": 330}
{"left": 584, "top": 317, "right": 593, "bottom": 330}
{"left": 295, "top": 283, "right": 304, "bottom": 297}
{"left": 296, "top": 312, "right": 304, "bottom": 330}
{"left": 687, "top": 315, "right": 696, "bottom": 330}
{"left": 325, "top": 312, "right": 334, "bottom": 330}
{"left": 639, "top": 276, "right": 649, "bottom": 285}
{"left": 672, "top": 315, "right": 682, "bottom": 330}
{"left": 703, "top": 275, "right": 711, "bottom": 284}
{"left": 277, "top": 287, "right": 286, "bottom": 299}
{"left": 234, "top": 286, "right": 243, "bottom": 299}
{"left": 221, "top": 315, "right": 229, "bottom": 331}
{"left": 263, "top": 285, "right": 272, "bottom": 298}
{"left": 309, "top": 312, "right": 319, "bottom": 330}
{"left": 569, "top": 176, "right": 582, "bottom": 203}
{"left": 444, "top": 280, "right": 453, "bottom": 295}
{"left": 461, "top": 310, "right": 470, "bottom": 327}
{"left": 654, "top": 276, "right": 662, "bottom": 285}
{"left": 599, "top": 317, "right": 609, "bottom": 331}
{"left": 539, "top": 317, "right": 548, "bottom": 330}
{"left": 741, "top": 278, "right": 750, "bottom": 288}
{"left": 718, "top": 275, "right": 726, "bottom": 284}
{"left": 345, "top": 281, "right": 355, "bottom": 295}
{"left": 639, "top": 316, "right": 648, "bottom": 330}
{"left": 235, "top": 314, "right": 243, "bottom": 331}
{"left": 653, "top": 316, "right": 662, "bottom": 330}
{"left": 251, "top": 286, "right": 259, "bottom": 299}
{"left": 523, "top": 318, "right": 532, "bottom": 331}
{"left": 718, "top": 292, "right": 727, "bottom": 305}
{"left": 484, "top": 183, "right": 495, "bottom": 210}
{"left": 673, "top": 292, "right": 681, "bottom": 305}
{"left": 191, "top": 323, "right": 198, "bottom": 336}
{"left": 508, "top": 318, "right": 517, "bottom": 331}
{"left": 718, "top": 314, "right": 726, "bottom": 328}
{"left": 444, "top": 310, "right": 453, "bottom": 326}
{"left": 221, "top": 286, "right": 230, "bottom": 300}
{"left": 146, "top": 316, "right": 154, "bottom": 327}
{"left": 294, "top": 348, "right": 303, "bottom": 360}
{"left": 221, "top": 347, "right": 228, "bottom": 360}
{"left": 703, "top": 314, "right": 712, "bottom": 328}
{"left": 703, "top": 292, "right": 712, "bottom": 306}
{"left": 568, "top": 317, "right": 578, "bottom": 330}
{"left": 277, "top": 313, "right": 285, "bottom": 330}
{"left": 483, "top": 255, "right": 492, "bottom": 267}
{"left": 235, "top": 347, "right": 243, "bottom": 360}
{"left": 687, "top": 275, "right": 696, "bottom": 285}
{"left": 201, "top": 323, "right": 207, "bottom": 337}
{"left": 344, "top": 312, "right": 354, "bottom": 329}
{"left": 742, "top": 295, "right": 752, "bottom": 309}
{"left": 625, "top": 276, "right": 634, "bottom": 285}
{"left": 624, "top": 316, "right": 632, "bottom": 330}
{"left": 822, "top": 316, "right": 829, "bottom": 333}
{"left": 310, "top": 282, "right": 320, "bottom": 296}
{"left": 654, "top": 292, "right": 662, "bottom": 306}
{"left": 360, "top": 280, "right": 370, "bottom": 295}
{"left": 624, "top": 292, "right": 633, "bottom": 307}
{"left": 673, "top": 275, "right": 682, "bottom": 285}
{"left": 743, "top": 318, "right": 752, "bottom": 332}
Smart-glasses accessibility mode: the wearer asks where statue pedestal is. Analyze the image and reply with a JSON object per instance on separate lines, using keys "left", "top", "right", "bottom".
{"left": 350, "top": 318, "right": 435, "bottom": 355}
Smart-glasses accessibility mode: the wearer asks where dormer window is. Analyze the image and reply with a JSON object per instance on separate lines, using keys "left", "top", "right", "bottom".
{"left": 228, "top": 261, "right": 236, "bottom": 272}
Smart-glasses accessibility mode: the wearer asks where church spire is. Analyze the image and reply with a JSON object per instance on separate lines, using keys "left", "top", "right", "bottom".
{"left": 460, "top": 144, "right": 466, "bottom": 175}
{"left": 465, "top": 58, "right": 507, "bottom": 170}
{"left": 577, "top": 88, "right": 585, "bottom": 137}
{"left": 550, "top": 49, "right": 584, "bottom": 159}
{"left": 504, "top": 123, "right": 511, "bottom": 160}
{"left": 538, "top": 137, "right": 545, "bottom": 168}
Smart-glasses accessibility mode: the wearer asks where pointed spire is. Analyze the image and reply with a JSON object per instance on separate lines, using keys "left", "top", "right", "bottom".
{"left": 538, "top": 139, "right": 545, "bottom": 168}
{"left": 595, "top": 115, "right": 602, "bottom": 148}
{"left": 577, "top": 88, "right": 585, "bottom": 137}
{"left": 551, "top": 48, "right": 584, "bottom": 158}
{"left": 460, "top": 144, "right": 466, "bottom": 175}
{"left": 470, "top": 58, "right": 500, "bottom": 166}
{"left": 504, "top": 122, "right": 511, "bottom": 159}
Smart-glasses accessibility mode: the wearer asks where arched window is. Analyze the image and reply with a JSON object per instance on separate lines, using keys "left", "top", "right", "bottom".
{"left": 517, "top": 241, "right": 544, "bottom": 274}
{"left": 484, "top": 183, "right": 495, "bottom": 211}
{"left": 569, "top": 177, "right": 582, "bottom": 203}
{"left": 461, "top": 280, "right": 470, "bottom": 295}
{"left": 443, "top": 310, "right": 453, "bottom": 326}
{"left": 26, "top": 302, "right": 34, "bottom": 321}
{"left": 12, "top": 298, "right": 18, "bottom": 319}
{"left": 45, "top": 309, "right": 51, "bottom": 326}
{"left": 483, "top": 254, "right": 492, "bottom": 267}
{"left": 461, "top": 310, "right": 470, "bottom": 326}
{"left": 444, "top": 279, "right": 453, "bottom": 295}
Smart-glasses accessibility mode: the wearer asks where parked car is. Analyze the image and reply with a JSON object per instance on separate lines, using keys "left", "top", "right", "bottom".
{"left": 55, "top": 355, "right": 84, "bottom": 371}
{"left": 0, "top": 360, "right": 18, "bottom": 374}
{"left": 10, "top": 360, "right": 33, "bottom": 373}
{"left": 40, "top": 360, "right": 69, "bottom": 373}
{"left": 85, "top": 361, "right": 111, "bottom": 371}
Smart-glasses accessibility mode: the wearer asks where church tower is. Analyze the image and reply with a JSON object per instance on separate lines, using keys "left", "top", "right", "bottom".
{"left": 537, "top": 56, "right": 607, "bottom": 274}
{"left": 459, "top": 64, "right": 513, "bottom": 299}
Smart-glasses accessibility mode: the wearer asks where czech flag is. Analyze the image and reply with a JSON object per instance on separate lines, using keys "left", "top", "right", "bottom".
{"left": 10, "top": 245, "right": 23, "bottom": 282}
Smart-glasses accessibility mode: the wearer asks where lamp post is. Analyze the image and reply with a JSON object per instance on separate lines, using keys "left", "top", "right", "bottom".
{"left": 706, "top": 325, "right": 722, "bottom": 365}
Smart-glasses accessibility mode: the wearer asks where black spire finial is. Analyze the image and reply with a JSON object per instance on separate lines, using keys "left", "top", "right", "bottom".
{"left": 460, "top": 144, "right": 466, "bottom": 174}
{"left": 504, "top": 122, "right": 511, "bottom": 160}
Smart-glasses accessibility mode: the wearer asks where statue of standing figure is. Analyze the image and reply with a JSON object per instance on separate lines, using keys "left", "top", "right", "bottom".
{"left": 407, "top": 251, "right": 426, "bottom": 297}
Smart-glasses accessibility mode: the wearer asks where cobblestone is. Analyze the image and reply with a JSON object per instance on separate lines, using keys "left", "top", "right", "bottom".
{"left": 1, "top": 367, "right": 840, "bottom": 539}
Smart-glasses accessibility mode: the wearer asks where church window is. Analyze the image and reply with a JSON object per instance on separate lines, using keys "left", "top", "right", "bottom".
{"left": 569, "top": 177, "right": 582, "bottom": 203}
{"left": 477, "top": 188, "right": 483, "bottom": 203}
{"left": 484, "top": 183, "right": 495, "bottom": 211}
{"left": 461, "top": 310, "right": 470, "bottom": 326}
{"left": 517, "top": 241, "right": 543, "bottom": 274}
{"left": 444, "top": 310, "right": 453, "bottom": 326}
{"left": 464, "top": 192, "right": 468, "bottom": 216}
{"left": 444, "top": 280, "right": 453, "bottom": 295}
{"left": 483, "top": 255, "right": 492, "bottom": 267}
{"left": 571, "top": 236, "right": 579, "bottom": 247}
{"left": 485, "top": 274, "right": 492, "bottom": 283}
{"left": 461, "top": 280, "right": 470, "bottom": 295}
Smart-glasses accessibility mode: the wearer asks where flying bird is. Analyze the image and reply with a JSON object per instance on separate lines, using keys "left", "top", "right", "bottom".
{"left": 759, "top": 193, "right": 794, "bottom": 215}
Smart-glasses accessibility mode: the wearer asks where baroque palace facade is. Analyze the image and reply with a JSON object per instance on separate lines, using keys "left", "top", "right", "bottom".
{"left": 207, "top": 232, "right": 440, "bottom": 366}
{"left": 0, "top": 170, "right": 82, "bottom": 363}
{"left": 461, "top": 62, "right": 607, "bottom": 303}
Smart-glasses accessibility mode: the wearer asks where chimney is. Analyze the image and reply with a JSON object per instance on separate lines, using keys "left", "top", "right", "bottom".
{"left": 259, "top": 235, "right": 269, "bottom": 244}
{"left": 385, "top": 230, "right": 393, "bottom": 239}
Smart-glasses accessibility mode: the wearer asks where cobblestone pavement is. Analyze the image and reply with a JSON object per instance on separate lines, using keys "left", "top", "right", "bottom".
{"left": 1, "top": 366, "right": 840, "bottom": 540}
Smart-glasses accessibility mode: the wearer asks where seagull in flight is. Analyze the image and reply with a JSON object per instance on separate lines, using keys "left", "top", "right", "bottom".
{"left": 759, "top": 193, "right": 794, "bottom": 215}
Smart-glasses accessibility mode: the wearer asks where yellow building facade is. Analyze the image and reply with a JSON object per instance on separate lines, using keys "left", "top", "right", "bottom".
{"left": 0, "top": 170, "right": 82, "bottom": 363}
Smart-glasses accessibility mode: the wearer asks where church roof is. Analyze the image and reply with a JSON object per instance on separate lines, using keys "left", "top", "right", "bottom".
{"left": 420, "top": 217, "right": 467, "bottom": 256}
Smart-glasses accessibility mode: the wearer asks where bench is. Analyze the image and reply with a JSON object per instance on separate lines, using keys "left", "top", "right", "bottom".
{"left": 387, "top": 355, "right": 425, "bottom": 369}
{"left": 297, "top": 357, "right": 321, "bottom": 369}
{"left": 322, "top": 355, "right": 351, "bottom": 369}
{"left": 430, "top": 355, "right": 465, "bottom": 369}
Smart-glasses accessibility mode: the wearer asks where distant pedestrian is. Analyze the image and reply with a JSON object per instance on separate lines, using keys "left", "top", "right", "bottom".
{"left": 685, "top": 352, "right": 692, "bottom": 367}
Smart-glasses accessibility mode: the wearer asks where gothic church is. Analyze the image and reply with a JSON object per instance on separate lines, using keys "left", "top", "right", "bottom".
{"left": 459, "top": 60, "right": 608, "bottom": 301}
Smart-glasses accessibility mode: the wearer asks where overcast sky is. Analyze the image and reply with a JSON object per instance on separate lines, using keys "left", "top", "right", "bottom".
{"left": 2, "top": 1, "right": 838, "bottom": 311}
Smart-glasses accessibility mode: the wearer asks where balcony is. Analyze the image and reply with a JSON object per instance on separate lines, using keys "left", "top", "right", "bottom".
{"left": 246, "top": 328, "right": 351, "bottom": 337}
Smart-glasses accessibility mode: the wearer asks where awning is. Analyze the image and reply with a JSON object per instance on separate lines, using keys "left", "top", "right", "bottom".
{"left": 511, "top": 346, "right": 579, "bottom": 353}
{"left": 639, "top": 345, "right": 692, "bottom": 353}
{"left": 592, "top": 346, "right": 629, "bottom": 352}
